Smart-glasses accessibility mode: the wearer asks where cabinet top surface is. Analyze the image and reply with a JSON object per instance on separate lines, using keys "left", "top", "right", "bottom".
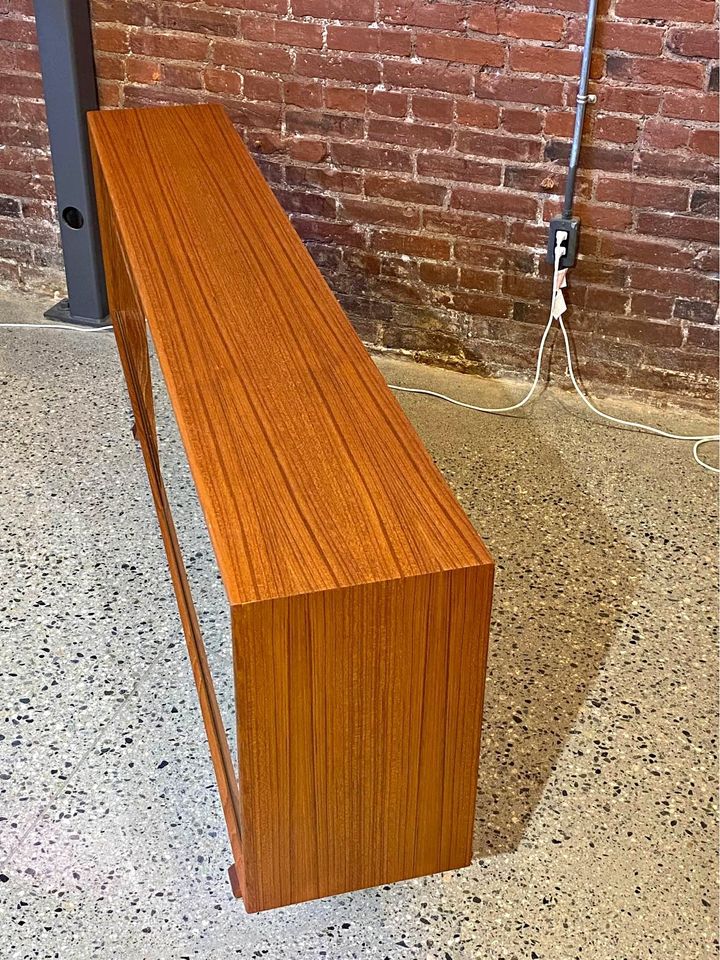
{"left": 89, "top": 104, "right": 491, "bottom": 606}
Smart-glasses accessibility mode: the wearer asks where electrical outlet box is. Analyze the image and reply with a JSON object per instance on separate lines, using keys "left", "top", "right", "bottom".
{"left": 547, "top": 216, "right": 580, "bottom": 269}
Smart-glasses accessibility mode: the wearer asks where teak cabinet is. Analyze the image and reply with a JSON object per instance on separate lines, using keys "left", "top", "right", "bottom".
{"left": 88, "top": 104, "right": 494, "bottom": 912}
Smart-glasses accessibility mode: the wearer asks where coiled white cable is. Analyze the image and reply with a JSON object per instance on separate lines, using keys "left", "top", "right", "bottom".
{"left": 389, "top": 241, "right": 719, "bottom": 474}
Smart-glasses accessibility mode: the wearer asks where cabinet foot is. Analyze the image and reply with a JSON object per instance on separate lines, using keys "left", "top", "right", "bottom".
{"left": 228, "top": 862, "right": 243, "bottom": 900}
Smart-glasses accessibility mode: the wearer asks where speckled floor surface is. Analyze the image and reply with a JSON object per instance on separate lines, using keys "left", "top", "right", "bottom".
{"left": 0, "top": 292, "right": 718, "bottom": 960}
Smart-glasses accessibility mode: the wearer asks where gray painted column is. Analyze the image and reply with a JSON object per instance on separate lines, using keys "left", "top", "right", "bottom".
{"left": 34, "top": 0, "right": 109, "bottom": 326}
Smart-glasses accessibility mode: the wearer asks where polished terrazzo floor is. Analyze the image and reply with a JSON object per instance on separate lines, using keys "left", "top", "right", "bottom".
{"left": 0, "top": 293, "right": 718, "bottom": 960}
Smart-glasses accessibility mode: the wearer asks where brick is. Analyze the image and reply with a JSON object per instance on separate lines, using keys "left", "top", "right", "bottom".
{"left": 458, "top": 266, "right": 501, "bottom": 292}
{"left": 417, "top": 152, "right": 502, "bottom": 185}
{"left": 340, "top": 198, "right": 420, "bottom": 229}
{"left": 546, "top": 140, "right": 633, "bottom": 173}
{"left": 637, "top": 211, "right": 718, "bottom": 244}
{"left": 100, "top": 76, "right": 122, "bottom": 104}
{"left": 292, "top": 216, "right": 365, "bottom": 247}
{"left": 379, "top": 0, "right": 468, "bottom": 31}
{"left": 1, "top": 73, "right": 44, "bottom": 98}
{"left": 544, "top": 111, "right": 575, "bottom": 137}
{"left": 601, "top": 86, "right": 662, "bottom": 115}
{"left": 331, "top": 142, "right": 412, "bottom": 172}
{"left": 412, "top": 95, "right": 453, "bottom": 124}
{"left": 455, "top": 100, "right": 500, "bottom": 128}
{"left": 674, "top": 299, "right": 718, "bottom": 323}
{"left": 274, "top": 188, "right": 337, "bottom": 219}
{"left": 690, "top": 189, "right": 719, "bottom": 217}
{"left": 0, "top": 16, "right": 37, "bottom": 42}
{"left": 284, "top": 80, "right": 322, "bottom": 108}
{"left": 93, "top": 23, "right": 130, "bottom": 54}
{"left": 325, "top": 85, "right": 367, "bottom": 113}
{"left": 475, "top": 74, "right": 565, "bottom": 107}
{"left": 96, "top": 54, "right": 125, "bottom": 81}
{"left": 630, "top": 293, "right": 675, "bottom": 320}
{"left": 130, "top": 32, "right": 210, "bottom": 61}
{"left": 368, "top": 117, "right": 452, "bottom": 150}
{"left": 160, "top": 4, "right": 238, "bottom": 37}
{"left": 453, "top": 290, "right": 509, "bottom": 318}
{"left": 629, "top": 266, "right": 717, "bottom": 301}
{"left": 643, "top": 118, "right": 691, "bottom": 151}
{"left": 162, "top": 62, "right": 203, "bottom": 89}
{"left": 615, "top": 0, "right": 715, "bottom": 22}
{"left": 327, "top": 25, "right": 412, "bottom": 56}
{"left": 596, "top": 21, "right": 664, "bottom": 54}
{"left": 242, "top": 17, "right": 324, "bottom": 49}
{"left": 204, "top": 67, "right": 242, "bottom": 95}
{"left": 287, "top": 165, "right": 363, "bottom": 195}
{"left": 365, "top": 175, "right": 447, "bottom": 206}
{"left": 667, "top": 27, "right": 718, "bottom": 58}
{"left": 418, "top": 261, "right": 459, "bottom": 287}
{"left": 570, "top": 200, "right": 632, "bottom": 231}
{"left": 296, "top": 52, "right": 381, "bottom": 85}
{"left": 214, "top": 40, "right": 292, "bottom": 73}
{"left": 595, "top": 177, "right": 689, "bottom": 211}
{"left": 457, "top": 130, "right": 541, "bottom": 162}
{"left": 416, "top": 35, "right": 505, "bottom": 68}
{"left": 292, "top": 0, "right": 375, "bottom": 20}
{"left": 493, "top": 9, "right": 565, "bottom": 42}
{"left": 244, "top": 74, "right": 282, "bottom": 102}
{"left": 686, "top": 324, "right": 719, "bottom": 351}
{"left": 125, "top": 57, "right": 158, "bottom": 83}
{"left": 607, "top": 55, "right": 706, "bottom": 90}
{"left": 372, "top": 229, "right": 452, "bottom": 259}
{"left": 635, "top": 150, "right": 717, "bottom": 184}
{"left": 504, "top": 166, "right": 564, "bottom": 195}
{"left": 509, "top": 46, "right": 582, "bottom": 77}
{"left": 286, "top": 137, "right": 328, "bottom": 163}
{"left": 600, "top": 235, "right": 694, "bottom": 270}
{"left": 663, "top": 92, "right": 718, "bottom": 121}
{"left": 423, "top": 209, "right": 506, "bottom": 242}
{"left": 593, "top": 114, "right": 638, "bottom": 143}
{"left": 0, "top": 196, "right": 21, "bottom": 217}
{"left": 368, "top": 90, "right": 407, "bottom": 117}
{"left": 502, "top": 108, "right": 543, "bottom": 135}
{"left": 450, "top": 187, "right": 537, "bottom": 220}
{"left": 384, "top": 59, "right": 472, "bottom": 94}
{"left": 93, "top": 0, "right": 160, "bottom": 27}
{"left": 689, "top": 127, "right": 720, "bottom": 157}
{"left": 287, "top": 108, "right": 363, "bottom": 139}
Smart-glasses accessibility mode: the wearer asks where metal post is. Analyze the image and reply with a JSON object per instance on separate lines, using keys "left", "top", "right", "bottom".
{"left": 33, "top": 0, "right": 109, "bottom": 326}
{"left": 562, "top": 0, "right": 599, "bottom": 220}
{"left": 546, "top": 0, "right": 600, "bottom": 269}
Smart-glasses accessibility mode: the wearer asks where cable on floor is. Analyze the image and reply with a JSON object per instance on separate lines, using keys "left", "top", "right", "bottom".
{"left": 389, "top": 239, "right": 720, "bottom": 475}
{"left": 2, "top": 295, "right": 717, "bottom": 473}
{"left": 0, "top": 322, "right": 113, "bottom": 330}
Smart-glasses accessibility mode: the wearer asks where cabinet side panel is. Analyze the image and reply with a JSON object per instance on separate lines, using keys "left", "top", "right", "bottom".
{"left": 233, "top": 564, "right": 492, "bottom": 912}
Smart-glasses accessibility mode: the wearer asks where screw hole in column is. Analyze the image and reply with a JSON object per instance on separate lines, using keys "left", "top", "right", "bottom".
{"left": 62, "top": 206, "right": 84, "bottom": 230}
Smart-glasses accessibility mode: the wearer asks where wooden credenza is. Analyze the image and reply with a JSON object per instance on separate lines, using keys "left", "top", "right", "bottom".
{"left": 88, "top": 104, "right": 494, "bottom": 913}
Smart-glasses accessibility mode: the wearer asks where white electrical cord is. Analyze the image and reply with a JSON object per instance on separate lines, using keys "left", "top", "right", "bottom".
{"left": 389, "top": 237, "right": 720, "bottom": 475}
{"left": 0, "top": 322, "right": 112, "bottom": 330}
{"left": 2, "top": 288, "right": 717, "bottom": 473}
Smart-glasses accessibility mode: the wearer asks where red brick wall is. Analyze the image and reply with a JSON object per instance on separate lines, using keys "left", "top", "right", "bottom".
{"left": 1, "top": 0, "right": 718, "bottom": 398}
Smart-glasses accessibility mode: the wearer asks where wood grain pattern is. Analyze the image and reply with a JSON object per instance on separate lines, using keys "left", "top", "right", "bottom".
{"left": 87, "top": 104, "right": 491, "bottom": 608}
{"left": 233, "top": 565, "right": 493, "bottom": 911}
{"left": 88, "top": 104, "right": 493, "bottom": 912}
